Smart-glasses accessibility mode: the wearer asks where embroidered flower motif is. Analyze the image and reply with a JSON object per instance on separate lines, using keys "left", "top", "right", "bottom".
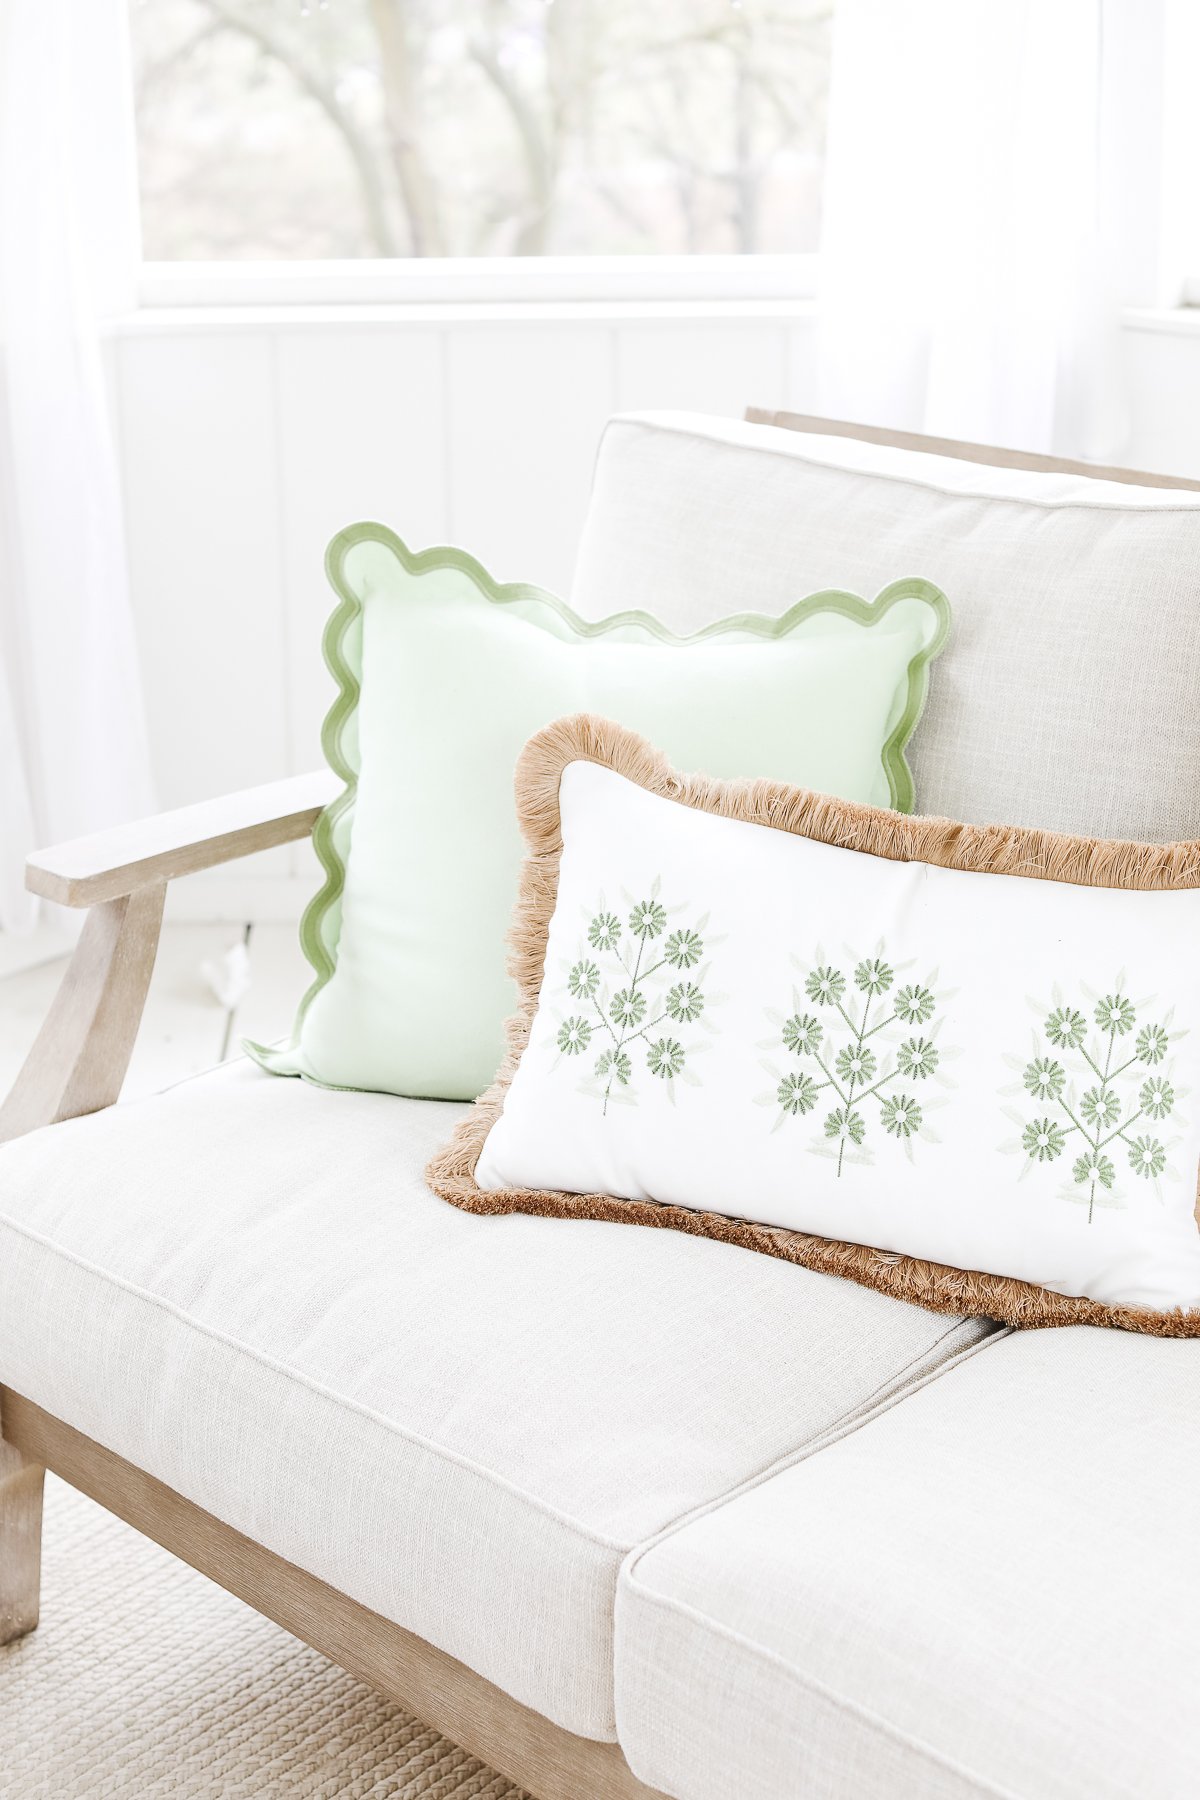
{"left": 1095, "top": 994, "right": 1136, "bottom": 1036}
{"left": 1023, "top": 1118, "right": 1066, "bottom": 1162}
{"left": 783, "top": 1012, "right": 823, "bottom": 1056}
{"left": 588, "top": 911, "right": 621, "bottom": 953}
{"left": 897, "top": 1037, "right": 939, "bottom": 1081}
{"left": 609, "top": 988, "right": 647, "bottom": 1029}
{"left": 568, "top": 959, "right": 600, "bottom": 1000}
{"left": 1080, "top": 1085, "right": 1121, "bottom": 1130}
{"left": 666, "top": 982, "right": 704, "bottom": 1024}
{"left": 664, "top": 928, "right": 703, "bottom": 970}
{"left": 835, "top": 1044, "right": 877, "bottom": 1085}
{"left": 1139, "top": 1076, "right": 1175, "bottom": 1121}
{"left": 1023, "top": 1057, "right": 1065, "bottom": 1101}
{"left": 595, "top": 1048, "right": 631, "bottom": 1086}
{"left": 1137, "top": 1023, "right": 1170, "bottom": 1065}
{"left": 824, "top": 1106, "right": 866, "bottom": 1146}
{"left": 647, "top": 1037, "right": 685, "bottom": 1080}
{"left": 777, "top": 1072, "right": 820, "bottom": 1115}
{"left": 557, "top": 1017, "right": 592, "bottom": 1056}
{"left": 1045, "top": 1007, "right": 1087, "bottom": 1050}
{"left": 1128, "top": 1135, "right": 1166, "bottom": 1179}
{"left": 854, "top": 958, "right": 894, "bottom": 997}
{"left": 880, "top": 1093, "right": 922, "bottom": 1138}
{"left": 894, "top": 984, "right": 935, "bottom": 1025}
{"left": 805, "top": 965, "right": 846, "bottom": 1006}
{"left": 1072, "top": 1150, "right": 1115, "bottom": 1191}
{"left": 628, "top": 899, "right": 667, "bottom": 940}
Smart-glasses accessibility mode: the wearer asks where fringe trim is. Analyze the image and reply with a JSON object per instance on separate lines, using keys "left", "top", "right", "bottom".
{"left": 426, "top": 714, "right": 1200, "bottom": 1339}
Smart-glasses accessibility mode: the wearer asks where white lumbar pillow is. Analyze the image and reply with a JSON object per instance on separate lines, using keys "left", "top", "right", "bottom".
{"left": 430, "top": 716, "right": 1200, "bottom": 1335}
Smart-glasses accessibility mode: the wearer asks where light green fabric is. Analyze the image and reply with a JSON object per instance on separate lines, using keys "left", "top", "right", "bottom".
{"left": 249, "top": 524, "right": 950, "bottom": 1101}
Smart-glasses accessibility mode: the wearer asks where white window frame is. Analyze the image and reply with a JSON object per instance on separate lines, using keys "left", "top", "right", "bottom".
{"left": 136, "top": 253, "right": 820, "bottom": 309}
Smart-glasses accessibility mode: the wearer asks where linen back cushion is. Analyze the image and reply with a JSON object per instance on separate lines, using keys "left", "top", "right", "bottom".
{"left": 571, "top": 412, "right": 1200, "bottom": 842}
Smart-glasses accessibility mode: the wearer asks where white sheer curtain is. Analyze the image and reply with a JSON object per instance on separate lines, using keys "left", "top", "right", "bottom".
{"left": 817, "top": 0, "right": 1129, "bottom": 459}
{"left": 0, "top": 0, "right": 154, "bottom": 935}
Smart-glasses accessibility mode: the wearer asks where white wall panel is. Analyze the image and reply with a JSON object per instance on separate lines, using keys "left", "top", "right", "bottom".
{"left": 276, "top": 325, "right": 448, "bottom": 773}
{"left": 445, "top": 322, "right": 615, "bottom": 592}
{"left": 118, "top": 331, "right": 287, "bottom": 805}
{"left": 616, "top": 317, "right": 788, "bottom": 419}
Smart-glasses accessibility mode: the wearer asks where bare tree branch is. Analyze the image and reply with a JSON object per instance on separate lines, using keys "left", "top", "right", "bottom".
{"left": 193, "top": 0, "right": 400, "bottom": 256}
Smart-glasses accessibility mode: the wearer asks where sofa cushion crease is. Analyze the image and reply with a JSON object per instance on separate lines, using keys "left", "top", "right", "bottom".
{"left": 0, "top": 1056, "right": 991, "bottom": 1741}
{"left": 614, "top": 1324, "right": 1200, "bottom": 1799}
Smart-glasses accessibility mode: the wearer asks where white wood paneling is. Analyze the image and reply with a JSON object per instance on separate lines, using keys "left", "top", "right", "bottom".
{"left": 276, "top": 326, "right": 448, "bottom": 772}
{"left": 617, "top": 318, "right": 789, "bottom": 418}
{"left": 446, "top": 322, "right": 615, "bottom": 591}
{"left": 118, "top": 331, "right": 288, "bottom": 804}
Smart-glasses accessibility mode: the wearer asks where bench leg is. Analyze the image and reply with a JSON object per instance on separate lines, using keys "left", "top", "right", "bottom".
{"left": 0, "top": 1438, "right": 44, "bottom": 1644}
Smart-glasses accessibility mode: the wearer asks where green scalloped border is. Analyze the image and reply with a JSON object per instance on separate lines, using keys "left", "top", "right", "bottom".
{"left": 252, "top": 522, "right": 950, "bottom": 1062}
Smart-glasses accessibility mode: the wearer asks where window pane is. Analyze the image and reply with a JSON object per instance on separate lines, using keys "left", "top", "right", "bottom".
{"left": 129, "top": 0, "right": 832, "bottom": 260}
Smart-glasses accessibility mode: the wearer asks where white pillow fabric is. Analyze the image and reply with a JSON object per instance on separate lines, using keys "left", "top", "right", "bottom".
{"left": 470, "top": 739, "right": 1200, "bottom": 1323}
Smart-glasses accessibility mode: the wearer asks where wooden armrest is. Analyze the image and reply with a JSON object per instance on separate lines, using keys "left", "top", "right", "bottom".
{"left": 25, "top": 770, "right": 340, "bottom": 908}
{"left": 1, "top": 769, "right": 339, "bottom": 1145}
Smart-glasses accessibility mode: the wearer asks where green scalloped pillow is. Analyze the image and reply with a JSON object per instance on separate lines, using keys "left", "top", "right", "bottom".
{"left": 248, "top": 525, "right": 950, "bottom": 1101}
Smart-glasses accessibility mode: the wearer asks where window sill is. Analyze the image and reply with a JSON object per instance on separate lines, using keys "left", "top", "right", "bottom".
{"left": 136, "top": 254, "right": 818, "bottom": 310}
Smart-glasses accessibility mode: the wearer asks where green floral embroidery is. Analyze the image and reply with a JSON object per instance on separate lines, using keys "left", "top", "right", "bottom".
{"left": 666, "top": 982, "right": 704, "bottom": 1023}
{"left": 777, "top": 1072, "right": 820, "bottom": 1115}
{"left": 610, "top": 988, "right": 647, "bottom": 1029}
{"left": 836, "top": 1044, "right": 877, "bottom": 1085}
{"left": 805, "top": 965, "right": 846, "bottom": 1006}
{"left": 1095, "top": 994, "right": 1136, "bottom": 1036}
{"left": 1128, "top": 1135, "right": 1166, "bottom": 1179}
{"left": 664, "top": 929, "right": 703, "bottom": 969}
{"left": 880, "top": 1094, "right": 922, "bottom": 1137}
{"left": 1010, "top": 985, "right": 1183, "bottom": 1221}
{"left": 647, "top": 1037, "right": 685, "bottom": 1079}
{"left": 895, "top": 984, "right": 935, "bottom": 1024}
{"left": 629, "top": 900, "right": 667, "bottom": 940}
{"left": 557, "top": 1017, "right": 592, "bottom": 1056}
{"left": 568, "top": 960, "right": 600, "bottom": 1000}
{"left": 588, "top": 912, "right": 621, "bottom": 953}
{"left": 1140, "top": 1077, "right": 1174, "bottom": 1120}
{"left": 897, "top": 1037, "right": 939, "bottom": 1080}
{"left": 1023, "top": 1118, "right": 1067, "bottom": 1162}
{"left": 1023, "top": 1057, "right": 1065, "bottom": 1102}
{"left": 783, "top": 1013, "right": 823, "bottom": 1056}
{"left": 1072, "top": 1149, "right": 1115, "bottom": 1192}
{"left": 596, "top": 1047, "right": 632, "bottom": 1086}
{"left": 854, "top": 958, "right": 894, "bottom": 997}
{"left": 825, "top": 1106, "right": 866, "bottom": 1146}
{"left": 564, "top": 884, "right": 711, "bottom": 1110}
{"left": 1045, "top": 1007, "right": 1087, "bottom": 1050}
{"left": 775, "top": 948, "right": 948, "bottom": 1174}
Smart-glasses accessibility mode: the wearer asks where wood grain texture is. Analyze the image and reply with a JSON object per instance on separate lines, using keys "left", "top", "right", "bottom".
{"left": 744, "top": 406, "right": 1200, "bottom": 492}
{"left": 0, "top": 1394, "right": 665, "bottom": 1800}
{"left": 25, "top": 771, "right": 339, "bottom": 908}
{"left": 0, "top": 1429, "right": 44, "bottom": 1646}
{"left": 0, "top": 886, "right": 167, "bottom": 1145}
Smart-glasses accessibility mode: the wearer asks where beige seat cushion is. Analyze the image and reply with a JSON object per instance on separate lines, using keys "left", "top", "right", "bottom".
{"left": 616, "top": 1325, "right": 1200, "bottom": 1799}
{"left": 0, "top": 1059, "right": 992, "bottom": 1740}
{"left": 572, "top": 412, "right": 1200, "bottom": 842}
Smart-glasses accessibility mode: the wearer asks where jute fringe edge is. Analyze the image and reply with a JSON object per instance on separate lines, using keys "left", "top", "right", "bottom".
{"left": 425, "top": 713, "right": 1200, "bottom": 1339}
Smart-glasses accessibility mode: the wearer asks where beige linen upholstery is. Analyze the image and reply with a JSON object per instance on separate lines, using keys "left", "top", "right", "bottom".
{"left": 616, "top": 1325, "right": 1200, "bottom": 1800}
{"left": 0, "top": 1058, "right": 992, "bottom": 1740}
{"left": 572, "top": 412, "right": 1200, "bottom": 842}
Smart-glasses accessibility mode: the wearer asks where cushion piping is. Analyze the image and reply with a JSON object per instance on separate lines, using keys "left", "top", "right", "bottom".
{"left": 605, "top": 413, "right": 1200, "bottom": 517}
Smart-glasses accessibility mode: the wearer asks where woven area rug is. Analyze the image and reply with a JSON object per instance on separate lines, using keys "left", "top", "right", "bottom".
{"left": 2, "top": 1475, "right": 527, "bottom": 1798}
